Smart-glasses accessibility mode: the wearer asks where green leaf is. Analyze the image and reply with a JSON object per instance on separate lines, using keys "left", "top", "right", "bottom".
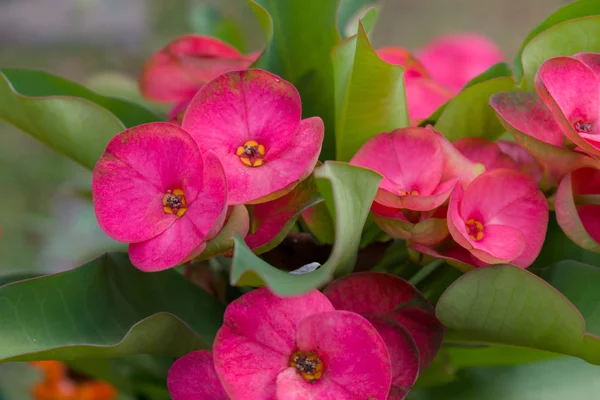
{"left": 434, "top": 77, "right": 515, "bottom": 142}
{"left": 0, "top": 253, "right": 225, "bottom": 362}
{"left": 188, "top": 4, "right": 246, "bottom": 52}
{"left": 409, "top": 357, "right": 600, "bottom": 400}
{"left": 300, "top": 201, "right": 335, "bottom": 245}
{"left": 333, "top": 22, "right": 408, "bottom": 161}
{"left": 338, "top": 0, "right": 379, "bottom": 37}
{"left": 230, "top": 161, "right": 382, "bottom": 295}
{"left": 0, "top": 273, "right": 39, "bottom": 287}
{"left": 521, "top": 16, "right": 600, "bottom": 90}
{"left": 514, "top": 0, "right": 600, "bottom": 83}
{"left": 248, "top": 0, "right": 340, "bottom": 160}
{"left": 436, "top": 264, "right": 600, "bottom": 364}
{"left": 0, "top": 69, "right": 160, "bottom": 169}
{"left": 67, "top": 359, "right": 134, "bottom": 393}
{"left": 195, "top": 205, "right": 249, "bottom": 261}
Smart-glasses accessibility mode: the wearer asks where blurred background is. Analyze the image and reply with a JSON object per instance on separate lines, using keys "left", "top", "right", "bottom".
{"left": 0, "top": 0, "right": 572, "bottom": 275}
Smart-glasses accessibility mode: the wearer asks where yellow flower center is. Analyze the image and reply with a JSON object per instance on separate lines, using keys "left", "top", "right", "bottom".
{"left": 288, "top": 350, "right": 323, "bottom": 383}
{"left": 399, "top": 189, "right": 420, "bottom": 196}
{"left": 236, "top": 140, "right": 265, "bottom": 167}
{"left": 466, "top": 218, "right": 484, "bottom": 241}
{"left": 163, "top": 189, "right": 187, "bottom": 217}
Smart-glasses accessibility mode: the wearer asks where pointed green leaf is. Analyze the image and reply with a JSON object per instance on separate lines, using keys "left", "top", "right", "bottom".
{"left": 0, "top": 69, "right": 160, "bottom": 169}
{"left": 333, "top": 22, "right": 408, "bottom": 161}
{"left": 436, "top": 264, "right": 600, "bottom": 364}
{"left": 0, "top": 253, "right": 225, "bottom": 362}
{"left": 230, "top": 161, "right": 382, "bottom": 295}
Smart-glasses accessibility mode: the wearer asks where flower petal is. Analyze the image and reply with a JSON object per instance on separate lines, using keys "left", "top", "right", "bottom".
{"left": 351, "top": 128, "right": 445, "bottom": 196}
{"left": 140, "top": 34, "right": 248, "bottom": 103}
{"left": 469, "top": 224, "right": 526, "bottom": 264}
{"left": 213, "top": 288, "right": 334, "bottom": 400}
{"left": 291, "top": 310, "right": 392, "bottom": 400}
{"left": 324, "top": 272, "right": 443, "bottom": 370}
{"left": 405, "top": 78, "right": 452, "bottom": 123}
{"left": 454, "top": 137, "right": 518, "bottom": 171}
{"left": 167, "top": 351, "right": 228, "bottom": 400}
{"left": 573, "top": 52, "right": 600, "bottom": 75}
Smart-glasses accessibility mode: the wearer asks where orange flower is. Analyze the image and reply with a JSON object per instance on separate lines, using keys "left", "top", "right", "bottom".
{"left": 30, "top": 361, "right": 117, "bottom": 400}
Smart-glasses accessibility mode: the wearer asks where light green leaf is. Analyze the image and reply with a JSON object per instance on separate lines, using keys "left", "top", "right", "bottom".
{"left": 230, "top": 161, "right": 382, "bottom": 295}
{"left": 333, "top": 22, "right": 408, "bottom": 161}
{"left": 436, "top": 264, "right": 600, "bottom": 364}
{"left": 339, "top": 0, "right": 379, "bottom": 37}
{"left": 0, "top": 253, "right": 225, "bottom": 362}
{"left": 434, "top": 77, "right": 515, "bottom": 141}
{"left": 0, "top": 69, "right": 160, "bottom": 170}
{"left": 514, "top": 0, "right": 600, "bottom": 83}
{"left": 521, "top": 16, "right": 600, "bottom": 90}
{"left": 248, "top": 0, "right": 340, "bottom": 160}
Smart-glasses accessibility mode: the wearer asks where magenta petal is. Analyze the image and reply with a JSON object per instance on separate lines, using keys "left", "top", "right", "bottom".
{"left": 167, "top": 351, "right": 228, "bottom": 400}
{"left": 350, "top": 128, "right": 445, "bottom": 196}
{"left": 92, "top": 123, "right": 204, "bottom": 243}
{"left": 324, "top": 273, "right": 443, "bottom": 371}
{"left": 556, "top": 169, "right": 600, "bottom": 252}
{"left": 410, "top": 242, "right": 476, "bottom": 272}
{"left": 453, "top": 137, "right": 518, "bottom": 171}
{"left": 292, "top": 310, "right": 392, "bottom": 400}
{"left": 140, "top": 34, "right": 248, "bottom": 103}
{"left": 496, "top": 140, "right": 543, "bottom": 183}
{"left": 573, "top": 52, "right": 600, "bottom": 75}
{"left": 406, "top": 78, "right": 452, "bottom": 123}
{"left": 213, "top": 288, "right": 334, "bottom": 400}
{"left": 470, "top": 224, "right": 526, "bottom": 264}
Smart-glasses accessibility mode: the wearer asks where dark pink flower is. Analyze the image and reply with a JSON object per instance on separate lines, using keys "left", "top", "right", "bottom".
{"left": 167, "top": 351, "right": 228, "bottom": 400}
{"left": 415, "top": 33, "right": 504, "bottom": 94}
{"left": 447, "top": 169, "right": 548, "bottom": 268}
{"left": 182, "top": 69, "right": 324, "bottom": 205}
{"left": 140, "top": 34, "right": 257, "bottom": 120}
{"left": 92, "top": 122, "right": 228, "bottom": 271}
{"left": 350, "top": 127, "right": 482, "bottom": 245}
{"left": 377, "top": 47, "right": 452, "bottom": 124}
{"left": 212, "top": 288, "right": 392, "bottom": 399}
{"left": 555, "top": 168, "right": 600, "bottom": 253}
{"left": 324, "top": 272, "right": 443, "bottom": 400}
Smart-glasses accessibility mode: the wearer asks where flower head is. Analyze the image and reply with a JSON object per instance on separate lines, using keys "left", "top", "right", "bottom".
{"left": 92, "top": 122, "right": 228, "bottom": 271}
{"left": 324, "top": 272, "right": 444, "bottom": 399}
{"left": 415, "top": 33, "right": 504, "bottom": 94}
{"left": 182, "top": 69, "right": 324, "bottom": 205}
{"left": 447, "top": 169, "right": 548, "bottom": 268}
{"left": 169, "top": 288, "right": 395, "bottom": 400}
{"left": 140, "top": 34, "right": 257, "bottom": 121}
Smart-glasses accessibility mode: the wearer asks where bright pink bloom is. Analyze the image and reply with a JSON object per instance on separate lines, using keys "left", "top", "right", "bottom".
{"left": 182, "top": 69, "right": 324, "bottom": 205}
{"left": 92, "top": 122, "right": 228, "bottom": 271}
{"left": 377, "top": 47, "right": 452, "bottom": 124}
{"left": 324, "top": 273, "right": 443, "bottom": 399}
{"left": 350, "top": 127, "right": 482, "bottom": 245}
{"left": 140, "top": 34, "right": 257, "bottom": 119}
{"left": 212, "top": 288, "right": 392, "bottom": 399}
{"left": 555, "top": 168, "right": 600, "bottom": 253}
{"left": 447, "top": 169, "right": 548, "bottom": 268}
{"left": 535, "top": 54, "right": 600, "bottom": 157}
{"left": 416, "top": 33, "right": 504, "bottom": 94}
{"left": 168, "top": 351, "right": 228, "bottom": 400}
{"left": 454, "top": 138, "right": 543, "bottom": 182}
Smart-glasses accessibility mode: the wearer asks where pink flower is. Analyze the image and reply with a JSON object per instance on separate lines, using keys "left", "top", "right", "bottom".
{"left": 92, "top": 122, "right": 228, "bottom": 271}
{"left": 490, "top": 53, "right": 600, "bottom": 185}
{"left": 377, "top": 47, "right": 452, "bottom": 124}
{"left": 181, "top": 69, "right": 324, "bottom": 205}
{"left": 324, "top": 272, "right": 444, "bottom": 400}
{"left": 350, "top": 127, "right": 482, "bottom": 245}
{"left": 139, "top": 34, "right": 258, "bottom": 121}
{"left": 168, "top": 351, "right": 228, "bottom": 400}
{"left": 168, "top": 288, "right": 394, "bottom": 400}
{"left": 555, "top": 168, "right": 600, "bottom": 253}
{"left": 416, "top": 33, "right": 504, "bottom": 94}
{"left": 454, "top": 137, "right": 542, "bottom": 182}
{"left": 447, "top": 169, "right": 548, "bottom": 268}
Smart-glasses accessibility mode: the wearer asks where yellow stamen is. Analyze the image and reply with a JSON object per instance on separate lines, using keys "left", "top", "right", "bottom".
{"left": 289, "top": 350, "right": 323, "bottom": 383}
{"left": 236, "top": 140, "right": 266, "bottom": 167}
{"left": 162, "top": 189, "right": 187, "bottom": 217}
{"left": 466, "top": 218, "right": 484, "bottom": 241}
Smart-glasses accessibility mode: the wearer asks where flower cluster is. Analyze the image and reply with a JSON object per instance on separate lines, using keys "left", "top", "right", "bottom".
{"left": 491, "top": 53, "right": 600, "bottom": 253}
{"left": 93, "top": 69, "right": 323, "bottom": 271}
{"left": 351, "top": 126, "right": 549, "bottom": 270}
{"left": 377, "top": 34, "right": 504, "bottom": 124}
{"left": 167, "top": 272, "right": 443, "bottom": 400}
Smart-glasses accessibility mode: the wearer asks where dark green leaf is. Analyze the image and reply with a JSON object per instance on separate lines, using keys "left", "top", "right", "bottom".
{"left": 436, "top": 264, "right": 600, "bottom": 364}
{"left": 0, "top": 253, "right": 225, "bottom": 362}
{"left": 230, "top": 161, "right": 382, "bottom": 295}
{"left": 514, "top": 0, "right": 600, "bottom": 83}
{"left": 0, "top": 69, "right": 160, "bottom": 169}
{"left": 248, "top": 0, "right": 340, "bottom": 160}
{"left": 188, "top": 4, "right": 246, "bottom": 52}
{"left": 333, "top": 23, "right": 408, "bottom": 161}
